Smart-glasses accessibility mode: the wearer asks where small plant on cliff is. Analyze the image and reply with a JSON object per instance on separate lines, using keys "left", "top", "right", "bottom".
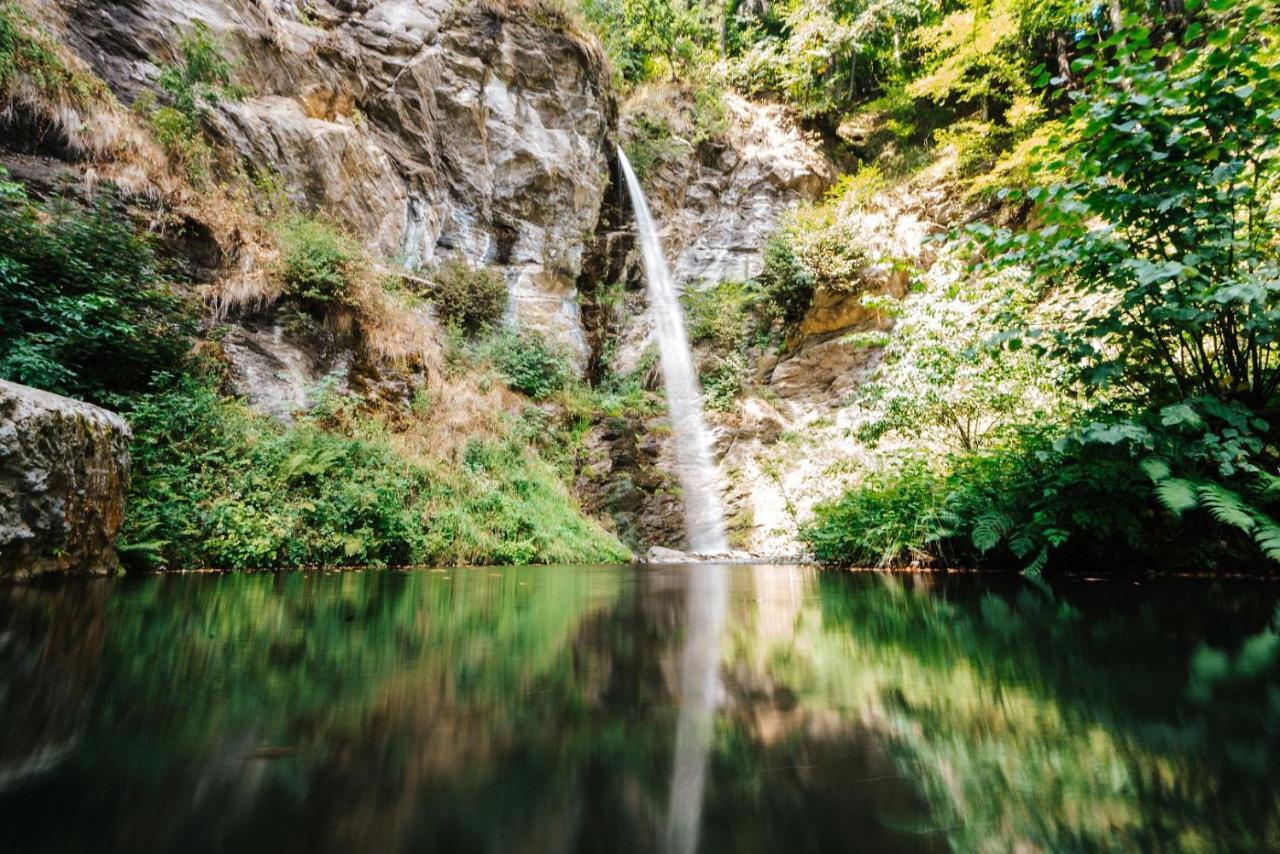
{"left": 158, "top": 21, "right": 243, "bottom": 123}
{"left": 757, "top": 232, "right": 816, "bottom": 327}
{"left": 0, "top": 174, "right": 192, "bottom": 407}
{"left": 274, "top": 215, "right": 362, "bottom": 311}
{"left": 429, "top": 257, "right": 509, "bottom": 335}
{"left": 0, "top": 3, "right": 105, "bottom": 104}
{"left": 133, "top": 21, "right": 242, "bottom": 182}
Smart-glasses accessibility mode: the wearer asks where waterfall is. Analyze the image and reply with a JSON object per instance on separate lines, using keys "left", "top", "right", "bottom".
{"left": 617, "top": 148, "right": 729, "bottom": 554}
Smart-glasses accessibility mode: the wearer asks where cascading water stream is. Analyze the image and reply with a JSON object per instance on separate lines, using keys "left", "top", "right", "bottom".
{"left": 618, "top": 147, "right": 731, "bottom": 854}
{"left": 616, "top": 147, "right": 729, "bottom": 555}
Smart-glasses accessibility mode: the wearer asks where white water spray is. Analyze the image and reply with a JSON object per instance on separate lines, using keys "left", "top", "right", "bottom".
{"left": 617, "top": 148, "right": 729, "bottom": 554}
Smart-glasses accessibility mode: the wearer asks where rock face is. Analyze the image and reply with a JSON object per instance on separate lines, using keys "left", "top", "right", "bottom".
{"left": 635, "top": 93, "right": 834, "bottom": 290}
{"left": 0, "top": 381, "right": 131, "bottom": 577}
{"left": 61, "top": 0, "right": 615, "bottom": 365}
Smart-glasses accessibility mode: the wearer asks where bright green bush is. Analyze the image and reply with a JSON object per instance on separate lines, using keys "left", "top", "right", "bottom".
{"left": 122, "top": 376, "right": 630, "bottom": 569}
{"left": 0, "top": 175, "right": 193, "bottom": 407}
{"left": 429, "top": 257, "right": 508, "bottom": 334}
{"left": 479, "top": 327, "right": 574, "bottom": 400}
{"left": 683, "top": 280, "right": 761, "bottom": 352}
{"left": 274, "top": 215, "right": 361, "bottom": 309}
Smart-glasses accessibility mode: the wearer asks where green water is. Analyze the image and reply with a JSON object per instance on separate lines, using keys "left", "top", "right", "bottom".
{"left": 1, "top": 565, "right": 1278, "bottom": 853}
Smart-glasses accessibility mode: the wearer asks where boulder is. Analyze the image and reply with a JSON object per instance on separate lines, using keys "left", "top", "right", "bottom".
{"left": 0, "top": 381, "right": 131, "bottom": 578}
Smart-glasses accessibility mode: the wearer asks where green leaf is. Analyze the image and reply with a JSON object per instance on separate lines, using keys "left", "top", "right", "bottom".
{"left": 1198, "top": 483, "right": 1256, "bottom": 532}
{"left": 1140, "top": 457, "right": 1171, "bottom": 482}
{"left": 1155, "top": 478, "right": 1199, "bottom": 516}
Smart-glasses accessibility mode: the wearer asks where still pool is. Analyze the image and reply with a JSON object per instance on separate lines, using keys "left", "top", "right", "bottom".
{"left": 1, "top": 565, "right": 1278, "bottom": 853}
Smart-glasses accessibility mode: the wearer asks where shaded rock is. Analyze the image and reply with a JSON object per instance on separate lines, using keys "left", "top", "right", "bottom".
{"left": 576, "top": 416, "right": 685, "bottom": 551}
{"left": 0, "top": 381, "right": 131, "bottom": 578}
{"left": 219, "top": 317, "right": 353, "bottom": 423}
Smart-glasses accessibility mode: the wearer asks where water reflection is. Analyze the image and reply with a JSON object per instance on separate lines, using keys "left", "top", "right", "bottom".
{"left": 665, "top": 564, "right": 728, "bottom": 854}
{"left": 0, "top": 567, "right": 1278, "bottom": 852}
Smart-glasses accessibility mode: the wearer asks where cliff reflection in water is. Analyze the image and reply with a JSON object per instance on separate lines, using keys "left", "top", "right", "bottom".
{"left": 1, "top": 567, "right": 1279, "bottom": 853}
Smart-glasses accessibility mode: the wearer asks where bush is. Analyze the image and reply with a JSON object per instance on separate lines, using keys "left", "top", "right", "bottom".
{"left": 122, "top": 375, "right": 629, "bottom": 569}
{"left": 429, "top": 257, "right": 508, "bottom": 334}
{"left": 274, "top": 215, "right": 361, "bottom": 310}
{"left": 0, "top": 175, "right": 193, "bottom": 406}
{"left": 479, "top": 327, "right": 574, "bottom": 399}
{"left": 701, "top": 352, "right": 747, "bottom": 412}
{"left": 683, "top": 280, "right": 761, "bottom": 352}
{"left": 802, "top": 435, "right": 1154, "bottom": 572}
{"left": 757, "top": 232, "right": 816, "bottom": 326}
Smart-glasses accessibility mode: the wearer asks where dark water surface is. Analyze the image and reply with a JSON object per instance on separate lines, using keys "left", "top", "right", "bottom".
{"left": 1, "top": 565, "right": 1279, "bottom": 853}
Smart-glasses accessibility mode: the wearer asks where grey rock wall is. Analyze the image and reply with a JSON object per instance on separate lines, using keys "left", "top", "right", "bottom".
{"left": 0, "top": 381, "right": 132, "bottom": 578}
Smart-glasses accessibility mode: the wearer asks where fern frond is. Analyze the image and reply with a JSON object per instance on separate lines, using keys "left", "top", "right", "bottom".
{"left": 1022, "top": 548, "right": 1049, "bottom": 577}
{"left": 1252, "top": 513, "right": 1280, "bottom": 563}
{"left": 972, "top": 511, "right": 1012, "bottom": 553}
{"left": 1009, "top": 530, "right": 1040, "bottom": 559}
{"left": 1154, "top": 478, "right": 1199, "bottom": 516}
{"left": 1140, "top": 457, "right": 1171, "bottom": 483}
{"left": 1198, "top": 483, "right": 1256, "bottom": 533}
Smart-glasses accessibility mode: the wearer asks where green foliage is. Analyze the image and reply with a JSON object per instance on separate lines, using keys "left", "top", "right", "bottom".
{"left": 122, "top": 376, "right": 630, "bottom": 569}
{"left": 855, "top": 256, "right": 1065, "bottom": 451}
{"left": 129, "top": 21, "right": 241, "bottom": 182}
{"left": 141, "top": 100, "right": 214, "bottom": 180}
{"left": 0, "top": 174, "right": 192, "bottom": 407}
{"left": 477, "top": 326, "right": 575, "bottom": 400}
{"left": 757, "top": 231, "right": 817, "bottom": 326}
{"left": 959, "top": 0, "right": 1280, "bottom": 564}
{"left": 428, "top": 257, "right": 509, "bottom": 335}
{"left": 274, "top": 215, "right": 362, "bottom": 310}
{"left": 974, "top": 0, "right": 1280, "bottom": 408}
{"left": 804, "top": 433, "right": 1156, "bottom": 571}
{"left": 0, "top": 2, "right": 104, "bottom": 103}
{"left": 683, "top": 279, "right": 762, "bottom": 352}
{"left": 579, "top": 0, "right": 717, "bottom": 83}
{"left": 156, "top": 21, "right": 242, "bottom": 124}
{"left": 621, "top": 79, "right": 729, "bottom": 180}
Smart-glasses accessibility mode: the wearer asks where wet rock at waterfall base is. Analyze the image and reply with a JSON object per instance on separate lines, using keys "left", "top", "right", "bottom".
{"left": 0, "top": 381, "right": 131, "bottom": 578}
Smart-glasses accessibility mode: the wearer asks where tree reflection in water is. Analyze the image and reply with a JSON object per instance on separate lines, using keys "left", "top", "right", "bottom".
{"left": 0, "top": 567, "right": 1276, "bottom": 853}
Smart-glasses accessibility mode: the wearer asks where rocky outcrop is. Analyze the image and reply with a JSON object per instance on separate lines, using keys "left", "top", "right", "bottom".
{"left": 631, "top": 92, "right": 833, "bottom": 289}
{"left": 59, "top": 0, "right": 615, "bottom": 365}
{"left": 0, "top": 381, "right": 131, "bottom": 578}
{"left": 575, "top": 415, "right": 686, "bottom": 550}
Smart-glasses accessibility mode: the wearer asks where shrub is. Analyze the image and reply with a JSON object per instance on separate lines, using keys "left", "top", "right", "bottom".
{"left": 683, "top": 280, "right": 761, "bottom": 352}
{"left": 479, "top": 327, "right": 574, "bottom": 399}
{"left": 802, "top": 456, "right": 951, "bottom": 568}
{"left": 429, "top": 257, "right": 508, "bottom": 334}
{"left": 274, "top": 215, "right": 361, "bottom": 310}
{"left": 802, "top": 434, "right": 1155, "bottom": 573}
{"left": 143, "top": 101, "right": 213, "bottom": 181}
{"left": 757, "top": 232, "right": 816, "bottom": 326}
{"left": 701, "top": 352, "right": 748, "bottom": 412}
{"left": 122, "top": 375, "right": 630, "bottom": 569}
{"left": 0, "top": 175, "right": 192, "bottom": 406}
